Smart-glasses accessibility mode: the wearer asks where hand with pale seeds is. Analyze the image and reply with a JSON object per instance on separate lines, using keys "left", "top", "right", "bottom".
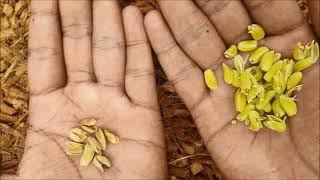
{"left": 2, "top": 1, "right": 166, "bottom": 179}
{"left": 144, "top": 0, "right": 319, "bottom": 179}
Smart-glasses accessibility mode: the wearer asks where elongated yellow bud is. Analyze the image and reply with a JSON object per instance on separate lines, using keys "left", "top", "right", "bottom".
{"left": 224, "top": 45, "right": 238, "bottom": 58}
{"left": 237, "top": 40, "right": 258, "bottom": 52}
{"left": 204, "top": 69, "right": 218, "bottom": 90}
{"left": 222, "top": 63, "right": 233, "bottom": 84}
{"left": 260, "top": 51, "right": 275, "bottom": 72}
{"left": 264, "top": 115, "right": 286, "bottom": 133}
{"left": 310, "top": 42, "right": 319, "bottom": 63}
{"left": 279, "top": 95, "right": 297, "bottom": 117}
{"left": 246, "top": 66, "right": 263, "bottom": 82}
{"left": 258, "top": 90, "right": 276, "bottom": 109}
{"left": 249, "top": 46, "right": 269, "bottom": 64}
{"left": 231, "top": 70, "right": 240, "bottom": 88}
{"left": 263, "top": 60, "right": 283, "bottom": 82}
{"left": 293, "top": 57, "right": 312, "bottom": 72}
{"left": 235, "top": 89, "right": 247, "bottom": 112}
{"left": 248, "top": 111, "right": 262, "bottom": 132}
{"left": 272, "top": 98, "right": 286, "bottom": 117}
{"left": 287, "top": 72, "right": 302, "bottom": 90}
{"left": 237, "top": 103, "right": 255, "bottom": 121}
{"left": 248, "top": 24, "right": 265, "bottom": 40}
{"left": 293, "top": 42, "right": 306, "bottom": 61}
{"left": 234, "top": 55, "right": 245, "bottom": 72}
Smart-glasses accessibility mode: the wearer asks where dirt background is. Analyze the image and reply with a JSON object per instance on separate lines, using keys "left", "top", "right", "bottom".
{"left": 0, "top": 0, "right": 310, "bottom": 179}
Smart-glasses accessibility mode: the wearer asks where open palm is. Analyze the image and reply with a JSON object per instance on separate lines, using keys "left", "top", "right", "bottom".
{"left": 144, "top": 0, "right": 319, "bottom": 179}
{"left": 7, "top": 1, "right": 166, "bottom": 179}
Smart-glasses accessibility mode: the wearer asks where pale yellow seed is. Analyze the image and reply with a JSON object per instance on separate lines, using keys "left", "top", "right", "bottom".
{"left": 3, "top": 4, "right": 14, "bottom": 17}
{"left": 204, "top": 69, "right": 218, "bottom": 90}
{"left": 80, "top": 118, "right": 97, "bottom": 126}
{"left": 87, "top": 136, "right": 103, "bottom": 154}
{"left": 96, "top": 155, "right": 112, "bottom": 168}
{"left": 69, "top": 128, "right": 88, "bottom": 143}
{"left": 93, "top": 156, "right": 105, "bottom": 172}
{"left": 66, "top": 141, "right": 84, "bottom": 155}
{"left": 224, "top": 44, "right": 238, "bottom": 58}
{"left": 81, "top": 125, "right": 96, "bottom": 134}
{"left": 104, "top": 130, "right": 120, "bottom": 144}
{"left": 96, "top": 128, "right": 107, "bottom": 150}
{"left": 80, "top": 143, "right": 95, "bottom": 167}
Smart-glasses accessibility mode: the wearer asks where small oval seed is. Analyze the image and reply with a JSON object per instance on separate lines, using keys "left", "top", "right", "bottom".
{"left": 224, "top": 44, "right": 238, "bottom": 58}
{"left": 279, "top": 95, "right": 297, "bottom": 117}
{"left": 287, "top": 72, "right": 302, "bottom": 90}
{"left": 80, "top": 143, "right": 95, "bottom": 167}
{"left": 222, "top": 63, "right": 233, "bottom": 84}
{"left": 96, "top": 128, "right": 107, "bottom": 150}
{"left": 93, "top": 156, "right": 105, "bottom": 172}
{"left": 87, "top": 136, "right": 103, "bottom": 154}
{"left": 260, "top": 51, "right": 275, "bottom": 72}
{"left": 104, "top": 130, "right": 120, "bottom": 144}
{"left": 204, "top": 69, "right": 218, "bottom": 90}
{"left": 237, "top": 40, "right": 258, "bottom": 52}
{"left": 66, "top": 141, "right": 84, "bottom": 155}
{"left": 81, "top": 125, "right": 96, "bottom": 134}
{"left": 249, "top": 46, "right": 269, "bottom": 64}
{"left": 80, "top": 118, "right": 96, "bottom": 126}
{"left": 96, "top": 155, "right": 112, "bottom": 168}
{"left": 248, "top": 24, "right": 265, "bottom": 40}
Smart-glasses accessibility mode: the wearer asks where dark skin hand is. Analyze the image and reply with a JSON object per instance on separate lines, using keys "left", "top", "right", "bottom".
{"left": 2, "top": 1, "right": 167, "bottom": 179}
{"left": 144, "top": 0, "right": 319, "bottom": 179}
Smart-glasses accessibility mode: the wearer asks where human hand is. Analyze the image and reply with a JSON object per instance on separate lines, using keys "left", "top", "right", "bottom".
{"left": 3, "top": 1, "right": 166, "bottom": 179}
{"left": 144, "top": 0, "right": 319, "bottom": 179}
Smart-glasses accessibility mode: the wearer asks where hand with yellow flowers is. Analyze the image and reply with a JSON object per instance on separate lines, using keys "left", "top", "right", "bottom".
{"left": 144, "top": 0, "right": 319, "bottom": 179}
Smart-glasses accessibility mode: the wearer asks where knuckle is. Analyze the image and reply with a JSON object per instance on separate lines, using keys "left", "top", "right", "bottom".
{"left": 126, "top": 40, "right": 149, "bottom": 48}
{"left": 28, "top": 46, "right": 60, "bottom": 62}
{"left": 126, "top": 68, "right": 154, "bottom": 79}
{"left": 200, "top": 0, "right": 230, "bottom": 16}
{"left": 67, "top": 70, "right": 95, "bottom": 83}
{"left": 93, "top": 36, "right": 125, "bottom": 51}
{"left": 170, "top": 63, "right": 197, "bottom": 86}
{"left": 98, "top": 77, "right": 124, "bottom": 89}
{"left": 62, "top": 23, "right": 91, "bottom": 39}
{"left": 244, "top": 0, "right": 272, "bottom": 9}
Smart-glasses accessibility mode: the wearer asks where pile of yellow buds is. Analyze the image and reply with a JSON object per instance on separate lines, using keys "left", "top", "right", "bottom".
{"left": 204, "top": 24, "right": 319, "bottom": 133}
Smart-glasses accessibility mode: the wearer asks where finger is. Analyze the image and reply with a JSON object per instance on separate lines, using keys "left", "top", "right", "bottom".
{"left": 144, "top": 10, "right": 208, "bottom": 110}
{"left": 308, "top": 0, "right": 320, "bottom": 38}
{"left": 195, "top": 0, "right": 252, "bottom": 44}
{"left": 93, "top": 0, "right": 125, "bottom": 89}
{"left": 123, "top": 6, "right": 158, "bottom": 109}
{"left": 243, "top": 0, "right": 308, "bottom": 36}
{"left": 59, "top": 0, "right": 95, "bottom": 83}
{"left": 158, "top": 0, "right": 226, "bottom": 69}
{"left": 28, "top": 0, "right": 66, "bottom": 95}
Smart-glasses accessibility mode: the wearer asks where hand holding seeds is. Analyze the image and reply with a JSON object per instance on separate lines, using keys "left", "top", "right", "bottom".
{"left": 145, "top": 1, "right": 319, "bottom": 179}
{"left": 10, "top": 2, "right": 166, "bottom": 180}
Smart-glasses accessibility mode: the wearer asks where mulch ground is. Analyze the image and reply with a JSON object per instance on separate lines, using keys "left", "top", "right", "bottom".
{"left": 0, "top": 0, "right": 309, "bottom": 179}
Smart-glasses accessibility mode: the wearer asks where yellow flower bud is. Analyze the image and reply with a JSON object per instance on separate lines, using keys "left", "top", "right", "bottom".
{"left": 237, "top": 40, "right": 258, "bottom": 52}
{"left": 235, "top": 89, "right": 247, "bottom": 112}
{"left": 293, "top": 57, "right": 312, "bottom": 72}
{"left": 222, "top": 63, "right": 233, "bottom": 84}
{"left": 224, "top": 45, "right": 238, "bottom": 59}
{"left": 260, "top": 51, "right": 275, "bottom": 72}
{"left": 263, "top": 60, "right": 283, "bottom": 82}
{"left": 279, "top": 95, "right": 297, "bottom": 117}
{"left": 272, "top": 98, "right": 286, "bottom": 117}
{"left": 231, "top": 70, "right": 241, "bottom": 88}
{"left": 249, "top": 46, "right": 269, "bottom": 64}
{"left": 263, "top": 115, "right": 286, "bottom": 133}
{"left": 248, "top": 111, "right": 263, "bottom": 132}
{"left": 287, "top": 72, "right": 302, "bottom": 90}
{"left": 204, "top": 69, "right": 218, "bottom": 90}
{"left": 248, "top": 24, "right": 265, "bottom": 40}
{"left": 310, "top": 42, "right": 319, "bottom": 64}
{"left": 293, "top": 42, "right": 306, "bottom": 61}
{"left": 234, "top": 55, "right": 245, "bottom": 72}
{"left": 246, "top": 66, "right": 263, "bottom": 82}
